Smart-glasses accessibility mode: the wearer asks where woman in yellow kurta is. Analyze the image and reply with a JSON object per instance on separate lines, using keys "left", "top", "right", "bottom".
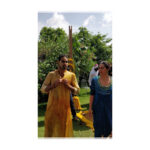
{"left": 41, "top": 55, "right": 79, "bottom": 137}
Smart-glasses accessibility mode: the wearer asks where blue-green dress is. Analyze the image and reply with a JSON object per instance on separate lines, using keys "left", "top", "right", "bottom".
{"left": 90, "top": 76, "right": 112, "bottom": 137}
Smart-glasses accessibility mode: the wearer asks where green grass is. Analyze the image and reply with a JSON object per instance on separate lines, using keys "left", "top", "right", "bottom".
{"left": 38, "top": 87, "right": 94, "bottom": 138}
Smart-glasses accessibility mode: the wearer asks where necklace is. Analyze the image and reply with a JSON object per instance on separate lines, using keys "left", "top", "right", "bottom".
{"left": 99, "top": 76, "right": 111, "bottom": 87}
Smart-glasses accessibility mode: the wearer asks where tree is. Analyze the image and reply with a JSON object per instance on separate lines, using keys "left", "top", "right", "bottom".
{"left": 38, "top": 27, "right": 69, "bottom": 102}
{"left": 38, "top": 26, "right": 112, "bottom": 102}
{"left": 90, "top": 34, "right": 112, "bottom": 62}
{"left": 72, "top": 27, "right": 95, "bottom": 86}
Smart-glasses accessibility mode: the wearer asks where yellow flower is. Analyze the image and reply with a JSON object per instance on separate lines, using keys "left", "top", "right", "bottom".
{"left": 73, "top": 96, "right": 79, "bottom": 100}
{"left": 68, "top": 58, "right": 75, "bottom": 72}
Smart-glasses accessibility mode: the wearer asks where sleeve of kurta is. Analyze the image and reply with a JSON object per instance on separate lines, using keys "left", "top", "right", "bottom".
{"left": 71, "top": 73, "right": 80, "bottom": 95}
{"left": 40, "top": 72, "right": 52, "bottom": 94}
{"left": 90, "top": 78, "right": 95, "bottom": 95}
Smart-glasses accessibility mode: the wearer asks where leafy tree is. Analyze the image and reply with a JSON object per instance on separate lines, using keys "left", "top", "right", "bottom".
{"left": 38, "top": 26, "right": 112, "bottom": 103}
{"left": 39, "top": 27, "right": 67, "bottom": 42}
{"left": 72, "top": 29, "right": 95, "bottom": 86}
{"left": 90, "top": 34, "right": 112, "bottom": 62}
{"left": 38, "top": 27, "right": 69, "bottom": 102}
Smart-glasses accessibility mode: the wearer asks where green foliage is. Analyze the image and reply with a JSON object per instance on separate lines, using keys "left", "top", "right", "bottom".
{"left": 38, "top": 27, "right": 69, "bottom": 102}
{"left": 38, "top": 26, "right": 112, "bottom": 102}
{"left": 72, "top": 28, "right": 95, "bottom": 86}
{"left": 90, "top": 34, "right": 112, "bottom": 62}
{"left": 39, "top": 27, "right": 67, "bottom": 42}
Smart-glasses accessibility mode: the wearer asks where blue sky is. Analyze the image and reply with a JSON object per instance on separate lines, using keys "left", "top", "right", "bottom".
{"left": 38, "top": 12, "right": 112, "bottom": 38}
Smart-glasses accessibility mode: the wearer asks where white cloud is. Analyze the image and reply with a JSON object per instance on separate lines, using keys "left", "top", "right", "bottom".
{"left": 38, "top": 12, "right": 71, "bottom": 35}
{"left": 72, "top": 26, "right": 80, "bottom": 34}
{"left": 83, "top": 15, "right": 96, "bottom": 26}
{"left": 100, "top": 12, "right": 112, "bottom": 28}
{"left": 103, "top": 12, "right": 112, "bottom": 23}
{"left": 46, "top": 12, "right": 70, "bottom": 34}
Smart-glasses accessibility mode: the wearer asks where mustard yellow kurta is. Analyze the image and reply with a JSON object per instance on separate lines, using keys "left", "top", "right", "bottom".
{"left": 41, "top": 70, "right": 79, "bottom": 137}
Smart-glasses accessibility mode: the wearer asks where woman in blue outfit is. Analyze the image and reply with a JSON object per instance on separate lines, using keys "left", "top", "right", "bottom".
{"left": 89, "top": 61, "right": 112, "bottom": 137}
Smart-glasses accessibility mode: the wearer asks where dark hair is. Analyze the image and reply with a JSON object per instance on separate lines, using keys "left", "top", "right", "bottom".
{"left": 100, "top": 61, "right": 110, "bottom": 70}
{"left": 98, "top": 60, "right": 102, "bottom": 65}
{"left": 58, "top": 54, "right": 68, "bottom": 61}
{"left": 109, "top": 65, "right": 112, "bottom": 76}
{"left": 99, "top": 61, "right": 112, "bottom": 76}
{"left": 94, "top": 67, "right": 98, "bottom": 71}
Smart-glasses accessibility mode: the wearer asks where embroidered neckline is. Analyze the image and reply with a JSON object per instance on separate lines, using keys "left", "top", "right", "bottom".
{"left": 57, "top": 70, "right": 67, "bottom": 78}
{"left": 97, "top": 76, "right": 112, "bottom": 89}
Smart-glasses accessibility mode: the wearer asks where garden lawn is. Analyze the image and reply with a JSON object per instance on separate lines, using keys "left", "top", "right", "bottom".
{"left": 38, "top": 87, "right": 94, "bottom": 138}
